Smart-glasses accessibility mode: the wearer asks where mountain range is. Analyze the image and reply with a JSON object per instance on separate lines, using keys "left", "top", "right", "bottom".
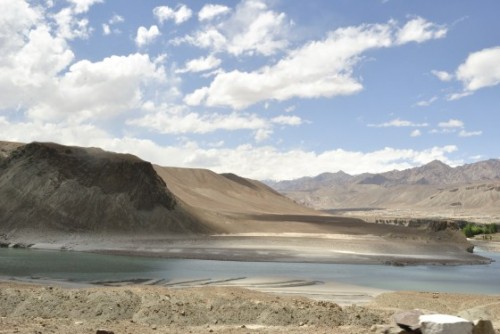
{"left": 266, "top": 159, "right": 500, "bottom": 214}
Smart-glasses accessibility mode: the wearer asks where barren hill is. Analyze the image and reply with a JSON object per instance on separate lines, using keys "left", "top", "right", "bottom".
{"left": 0, "top": 142, "right": 209, "bottom": 234}
{"left": 0, "top": 141, "right": 317, "bottom": 236}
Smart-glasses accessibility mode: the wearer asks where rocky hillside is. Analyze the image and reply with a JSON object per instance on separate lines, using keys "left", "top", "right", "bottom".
{"left": 0, "top": 141, "right": 318, "bottom": 236}
{"left": 266, "top": 160, "right": 500, "bottom": 213}
{"left": 0, "top": 142, "right": 209, "bottom": 234}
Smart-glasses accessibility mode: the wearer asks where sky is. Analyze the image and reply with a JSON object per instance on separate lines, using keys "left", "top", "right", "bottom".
{"left": 1, "top": 0, "right": 499, "bottom": 180}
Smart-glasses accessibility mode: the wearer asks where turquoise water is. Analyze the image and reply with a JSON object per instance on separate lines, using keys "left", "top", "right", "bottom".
{"left": 0, "top": 247, "right": 499, "bottom": 294}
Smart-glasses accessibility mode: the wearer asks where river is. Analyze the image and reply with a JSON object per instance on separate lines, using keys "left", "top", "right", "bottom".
{"left": 0, "top": 247, "right": 498, "bottom": 294}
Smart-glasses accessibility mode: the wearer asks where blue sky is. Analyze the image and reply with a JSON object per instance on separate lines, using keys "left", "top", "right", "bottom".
{"left": 1, "top": 0, "right": 499, "bottom": 180}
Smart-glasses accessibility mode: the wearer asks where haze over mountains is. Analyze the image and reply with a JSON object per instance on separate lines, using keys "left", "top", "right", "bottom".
{"left": 266, "top": 160, "right": 500, "bottom": 214}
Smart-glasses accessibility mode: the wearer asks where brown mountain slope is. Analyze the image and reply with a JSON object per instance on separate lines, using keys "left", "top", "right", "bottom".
{"left": 153, "top": 166, "right": 320, "bottom": 233}
{"left": 0, "top": 142, "right": 210, "bottom": 234}
{"left": 0, "top": 141, "right": 320, "bottom": 235}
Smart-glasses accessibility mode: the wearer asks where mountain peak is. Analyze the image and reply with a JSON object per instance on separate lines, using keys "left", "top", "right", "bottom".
{"left": 422, "top": 160, "right": 451, "bottom": 169}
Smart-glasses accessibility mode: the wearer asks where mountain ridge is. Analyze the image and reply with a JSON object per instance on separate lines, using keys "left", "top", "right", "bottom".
{"left": 265, "top": 159, "right": 500, "bottom": 213}
{"left": 268, "top": 159, "right": 500, "bottom": 190}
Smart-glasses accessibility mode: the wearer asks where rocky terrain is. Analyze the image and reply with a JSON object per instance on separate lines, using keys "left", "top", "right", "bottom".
{"left": 0, "top": 282, "right": 498, "bottom": 334}
{"left": 266, "top": 159, "right": 500, "bottom": 222}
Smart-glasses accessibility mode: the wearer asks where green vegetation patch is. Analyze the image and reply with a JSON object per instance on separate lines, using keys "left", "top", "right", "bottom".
{"left": 462, "top": 223, "right": 498, "bottom": 238}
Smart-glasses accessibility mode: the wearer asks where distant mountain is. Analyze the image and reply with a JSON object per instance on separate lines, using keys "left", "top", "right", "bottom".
{"left": 267, "top": 171, "right": 353, "bottom": 192}
{"left": 265, "top": 159, "right": 500, "bottom": 213}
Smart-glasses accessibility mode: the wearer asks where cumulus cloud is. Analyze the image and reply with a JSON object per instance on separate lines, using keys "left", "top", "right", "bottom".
{"left": 175, "top": 0, "right": 290, "bottom": 56}
{"left": 33, "top": 54, "right": 166, "bottom": 121}
{"left": 368, "top": 118, "right": 429, "bottom": 128}
{"left": 198, "top": 4, "right": 231, "bottom": 21}
{"left": 0, "top": 3, "right": 75, "bottom": 109}
{"left": 185, "top": 17, "right": 447, "bottom": 109}
{"left": 456, "top": 46, "right": 500, "bottom": 91}
{"left": 153, "top": 5, "right": 192, "bottom": 25}
{"left": 396, "top": 17, "right": 447, "bottom": 44}
{"left": 0, "top": 1, "right": 167, "bottom": 124}
{"left": 135, "top": 25, "right": 160, "bottom": 47}
{"left": 176, "top": 55, "right": 221, "bottom": 73}
{"left": 443, "top": 46, "right": 500, "bottom": 100}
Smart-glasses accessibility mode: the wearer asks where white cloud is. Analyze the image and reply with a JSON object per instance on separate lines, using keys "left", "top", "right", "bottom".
{"left": 447, "top": 91, "right": 473, "bottom": 101}
{"left": 432, "top": 119, "right": 481, "bottom": 137}
{"left": 102, "top": 14, "right": 124, "bottom": 35}
{"left": 271, "top": 115, "right": 302, "bottom": 126}
{"left": 443, "top": 46, "right": 500, "bottom": 100}
{"left": 127, "top": 110, "right": 268, "bottom": 135}
{"left": 459, "top": 129, "right": 482, "bottom": 137}
{"left": 109, "top": 14, "right": 124, "bottom": 25}
{"left": 431, "top": 70, "right": 453, "bottom": 82}
{"left": 135, "top": 25, "right": 160, "bottom": 47}
{"left": 67, "top": 0, "right": 103, "bottom": 14}
{"left": 368, "top": 118, "right": 429, "bottom": 127}
{"left": 438, "top": 119, "right": 464, "bottom": 128}
{"left": 0, "top": 12, "right": 75, "bottom": 109}
{"left": 456, "top": 46, "right": 500, "bottom": 91}
{"left": 153, "top": 5, "right": 192, "bottom": 25}
{"left": 177, "top": 0, "right": 290, "bottom": 56}
{"left": 127, "top": 106, "right": 303, "bottom": 142}
{"left": 102, "top": 23, "right": 111, "bottom": 35}
{"left": 185, "top": 17, "right": 447, "bottom": 109}
{"left": 0, "top": 114, "right": 461, "bottom": 180}
{"left": 396, "top": 17, "right": 447, "bottom": 44}
{"left": 37, "top": 53, "right": 166, "bottom": 121}
{"left": 198, "top": 4, "right": 231, "bottom": 21}
{"left": 176, "top": 55, "right": 221, "bottom": 73}
{"left": 0, "top": 10, "right": 167, "bottom": 125}
{"left": 410, "top": 129, "right": 422, "bottom": 137}
{"left": 52, "top": 7, "right": 93, "bottom": 40}
{"left": 415, "top": 96, "right": 438, "bottom": 107}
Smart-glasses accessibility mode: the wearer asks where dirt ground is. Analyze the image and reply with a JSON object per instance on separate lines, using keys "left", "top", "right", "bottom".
{"left": 1, "top": 282, "right": 499, "bottom": 334}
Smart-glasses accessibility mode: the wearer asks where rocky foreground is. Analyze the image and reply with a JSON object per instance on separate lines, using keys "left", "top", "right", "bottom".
{"left": 0, "top": 283, "right": 499, "bottom": 334}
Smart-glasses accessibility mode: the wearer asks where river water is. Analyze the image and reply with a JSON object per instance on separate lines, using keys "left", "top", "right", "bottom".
{"left": 0, "top": 247, "right": 499, "bottom": 294}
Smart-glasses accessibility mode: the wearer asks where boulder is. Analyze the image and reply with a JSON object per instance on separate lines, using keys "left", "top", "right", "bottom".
{"left": 472, "top": 319, "right": 495, "bottom": 334}
{"left": 394, "top": 310, "right": 426, "bottom": 331}
{"left": 96, "top": 330, "right": 114, "bottom": 334}
{"left": 419, "top": 314, "right": 473, "bottom": 334}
